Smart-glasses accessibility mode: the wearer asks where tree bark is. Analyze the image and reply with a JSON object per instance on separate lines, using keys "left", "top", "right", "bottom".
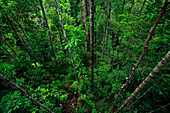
{"left": 111, "top": 1, "right": 169, "bottom": 110}
{"left": 1, "top": 3, "right": 32, "bottom": 50}
{"left": 5, "top": 15, "right": 27, "bottom": 50}
{"left": 130, "top": 0, "right": 135, "bottom": 12}
{"left": 131, "top": 73, "right": 165, "bottom": 106}
{"left": 83, "top": 0, "right": 90, "bottom": 52}
{"left": 149, "top": 103, "right": 170, "bottom": 113}
{"left": 122, "top": 0, "right": 169, "bottom": 90}
{"left": 0, "top": 73, "right": 54, "bottom": 113}
{"left": 53, "top": 0, "right": 79, "bottom": 82}
{"left": 139, "top": 0, "right": 146, "bottom": 15}
{"left": 101, "top": 10, "right": 107, "bottom": 56}
{"left": 0, "top": 44, "right": 18, "bottom": 63}
{"left": 5, "top": 15, "right": 38, "bottom": 67}
{"left": 17, "top": 21, "right": 32, "bottom": 46}
{"left": 105, "top": 6, "right": 111, "bottom": 56}
{"left": 90, "top": 0, "right": 94, "bottom": 83}
{"left": 39, "top": 0, "right": 56, "bottom": 58}
{"left": 1, "top": 35, "right": 17, "bottom": 56}
{"left": 116, "top": 51, "right": 170, "bottom": 113}
{"left": 80, "top": 0, "right": 83, "bottom": 29}
{"left": 59, "top": 30, "right": 65, "bottom": 52}
{"left": 69, "top": 0, "right": 74, "bottom": 17}
{"left": 122, "top": 0, "right": 125, "bottom": 11}
{"left": 17, "top": 22, "right": 32, "bottom": 50}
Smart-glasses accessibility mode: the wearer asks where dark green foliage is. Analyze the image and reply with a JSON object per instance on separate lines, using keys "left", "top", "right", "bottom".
{"left": 0, "top": 0, "right": 169, "bottom": 112}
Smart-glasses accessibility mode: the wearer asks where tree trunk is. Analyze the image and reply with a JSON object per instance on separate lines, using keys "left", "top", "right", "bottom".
{"left": 132, "top": 73, "right": 165, "bottom": 106}
{"left": 149, "top": 103, "right": 170, "bottom": 113}
{"left": 122, "top": 0, "right": 125, "bottom": 11}
{"left": 5, "top": 14, "right": 38, "bottom": 67}
{"left": 111, "top": 1, "right": 169, "bottom": 110}
{"left": 1, "top": 35, "right": 17, "bottom": 56}
{"left": 130, "top": 0, "right": 135, "bottom": 12}
{"left": 17, "top": 21, "right": 32, "bottom": 46}
{"left": 59, "top": 30, "right": 65, "bottom": 52}
{"left": 39, "top": 0, "right": 56, "bottom": 58}
{"left": 90, "top": 0, "right": 94, "bottom": 83}
{"left": 17, "top": 22, "right": 32, "bottom": 50}
{"left": 0, "top": 44, "right": 18, "bottom": 63}
{"left": 80, "top": 0, "right": 83, "bottom": 29}
{"left": 139, "top": 0, "right": 146, "bottom": 15}
{"left": 1, "top": 4, "right": 32, "bottom": 51}
{"left": 5, "top": 15, "right": 27, "bottom": 50}
{"left": 83, "top": 0, "right": 90, "bottom": 52}
{"left": 116, "top": 51, "right": 170, "bottom": 113}
{"left": 101, "top": 10, "right": 107, "bottom": 56}
{"left": 53, "top": 0, "right": 79, "bottom": 82}
{"left": 0, "top": 73, "right": 54, "bottom": 113}
{"left": 105, "top": 6, "right": 111, "bottom": 56}
{"left": 122, "top": 0, "right": 169, "bottom": 90}
{"left": 69, "top": 0, "right": 74, "bottom": 17}
{"left": 94, "top": 5, "right": 97, "bottom": 61}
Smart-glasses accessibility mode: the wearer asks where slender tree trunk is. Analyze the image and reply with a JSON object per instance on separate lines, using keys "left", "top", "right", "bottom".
{"left": 122, "top": 0, "right": 125, "bottom": 11}
{"left": 83, "top": 0, "right": 90, "bottom": 52}
{"left": 17, "top": 21, "right": 32, "bottom": 46}
{"left": 122, "top": 0, "right": 169, "bottom": 90}
{"left": 0, "top": 73, "right": 54, "bottom": 113}
{"left": 116, "top": 51, "right": 170, "bottom": 113}
{"left": 90, "top": 0, "right": 94, "bottom": 83}
{"left": 59, "top": 30, "right": 65, "bottom": 52}
{"left": 18, "top": 31, "right": 32, "bottom": 50}
{"left": 69, "top": 0, "right": 74, "bottom": 17}
{"left": 126, "top": 61, "right": 150, "bottom": 92}
{"left": 53, "top": 0, "right": 79, "bottom": 82}
{"left": 5, "top": 15, "right": 37, "bottom": 67}
{"left": 105, "top": 6, "right": 111, "bottom": 55}
{"left": 109, "top": 88, "right": 123, "bottom": 112}
{"left": 130, "top": 0, "right": 135, "bottom": 12}
{"left": 149, "top": 103, "right": 170, "bottom": 113}
{"left": 39, "top": 0, "right": 56, "bottom": 58}
{"left": 17, "top": 21, "right": 42, "bottom": 60}
{"left": 1, "top": 4, "right": 33, "bottom": 51}
{"left": 110, "top": 1, "right": 169, "bottom": 110}
{"left": 101, "top": 10, "right": 107, "bottom": 56}
{"left": 139, "top": 0, "right": 146, "bottom": 15}
{"left": 100, "top": 10, "right": 107, "bottom": 74}
{"left": 80, "top": 0, "right": 83, "bottom": 29}
{"left": 94, "top": 5, "right": 97, "bottom": 60}
{"left": 1, "top": 35, "right": 17, "bottom": 56}
{"left": 0, "top": 44, "right": 18, "bottom": 63}
{"left": 0, "top": 4, "right": 32, "bottom": 50}
{"left": 5, "top": 15, "right": 27, "bottom": 50}
{"left": 131, "top": 73, "right": 165, "bottom": 106}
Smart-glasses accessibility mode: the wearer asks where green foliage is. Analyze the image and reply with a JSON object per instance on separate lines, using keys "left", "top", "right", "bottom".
{"left": 0, "top": 0, "right": 169, "bottom": 112}
{"left": 0, "top": 91, "right": 33, "bottom": 113}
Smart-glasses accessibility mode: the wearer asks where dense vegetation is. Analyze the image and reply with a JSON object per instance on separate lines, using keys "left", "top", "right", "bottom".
{"left": 0, "top": 0, "right": 169, "bottom": 112}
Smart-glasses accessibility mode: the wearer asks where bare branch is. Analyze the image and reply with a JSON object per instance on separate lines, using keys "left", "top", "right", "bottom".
{"left": 0, "top": 73, "right": 54, "bottom": 113}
